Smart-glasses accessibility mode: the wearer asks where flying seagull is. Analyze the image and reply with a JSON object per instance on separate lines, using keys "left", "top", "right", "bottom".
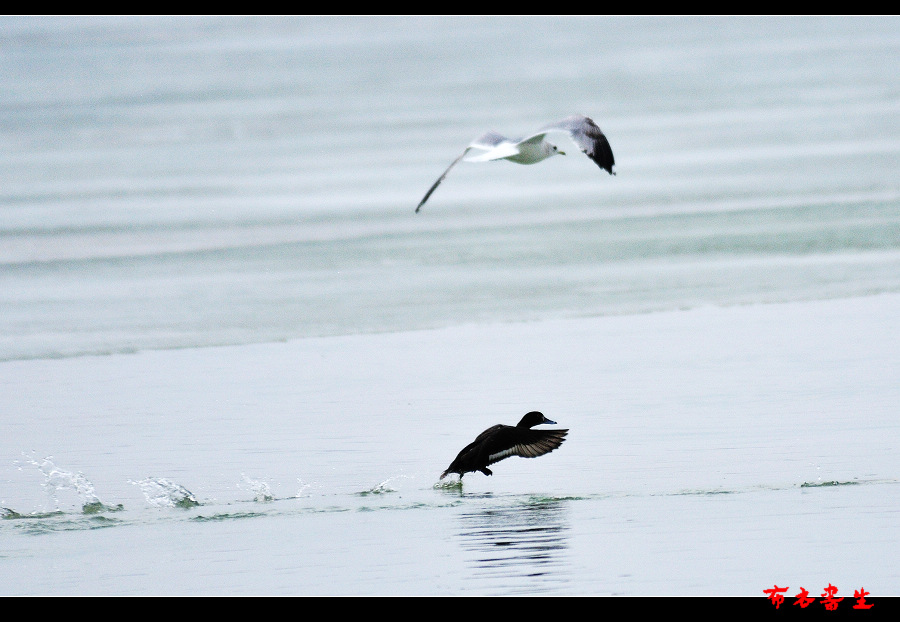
{"left": 415, "top": 114, "right": 615, "bottom": 213}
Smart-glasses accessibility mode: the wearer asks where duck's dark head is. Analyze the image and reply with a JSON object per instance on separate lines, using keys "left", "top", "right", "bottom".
{"left": 516, "top": 411, "right": 557, "bottom": 428}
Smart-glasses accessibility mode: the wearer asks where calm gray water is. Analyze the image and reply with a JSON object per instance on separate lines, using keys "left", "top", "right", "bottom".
{"left": 1, "top": 16, "right": 899, "bottom": 596}
{"left": 2, "top": 16, "right": 898, "bottom": 361}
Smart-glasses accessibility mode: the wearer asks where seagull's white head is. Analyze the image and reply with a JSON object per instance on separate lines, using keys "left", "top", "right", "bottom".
{"left": 550, "top": 143, "right": 565, "bottom": 157}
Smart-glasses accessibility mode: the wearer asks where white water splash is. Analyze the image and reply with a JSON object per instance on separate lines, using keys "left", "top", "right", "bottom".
{"left": 132, "top": 477, "right": 199, "bottom": 508}
{"left": 294, "top": 477, "right": 313, "bottom": 498}
{"left": 240, "top": 474, "right": 274, "bottom": 502}
{"left": 360, "top": 475, "right": 411, "bottom": 496}
{"left": 28, "top": 456, "right": 101, "bottom": 510}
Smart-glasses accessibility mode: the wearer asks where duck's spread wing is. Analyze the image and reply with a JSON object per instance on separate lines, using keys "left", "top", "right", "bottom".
{"left": 486, "top": 428, "right": 569, "bottom": 465}
{"left": 537, "top": 115, "right": 615, "bottom": 175}
{"left": 447, "top": 424, "right": 504, "bottom": 462}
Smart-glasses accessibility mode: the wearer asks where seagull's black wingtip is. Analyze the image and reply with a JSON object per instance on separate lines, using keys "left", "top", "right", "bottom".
{"left": 594, "top": 159, "right": 616, "bottom": 176}
{"left": 583, "top": 144, "right": 615, "bottom": 176}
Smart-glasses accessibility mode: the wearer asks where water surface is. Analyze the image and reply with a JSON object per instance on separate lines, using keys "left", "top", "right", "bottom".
{"left": 1, "top": 16, "right": 899, "bottom": 596}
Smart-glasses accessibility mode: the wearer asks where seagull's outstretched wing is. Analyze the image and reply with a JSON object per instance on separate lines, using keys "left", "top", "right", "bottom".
{"left": 415, "top": 148, "right": 470, "bottom": 213}
{"left": 469, "top": 131, "right": 512, "bottom": 150}
{"left": 416, "top": 131, "right": 514, "bottom": 213}
{"left": 535, "top": 115, "right": 616, "bottom": 175}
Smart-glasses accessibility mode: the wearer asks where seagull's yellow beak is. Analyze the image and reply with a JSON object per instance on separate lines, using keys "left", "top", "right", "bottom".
{"left": 558, "top": 150, "right": 566, "bottom": 156}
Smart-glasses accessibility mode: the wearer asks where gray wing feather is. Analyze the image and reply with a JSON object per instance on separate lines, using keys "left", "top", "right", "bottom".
{"left": 416, "top": 131, "right": 518, "bottom": 213}
{"left": 470, "top": 130, "right": 513, "bottom": 149}
{"left": 415, "top": 147, "right": 471, "bottom": 213}
{"left": 536, "top": 115, "right": 615, "bottom": 175}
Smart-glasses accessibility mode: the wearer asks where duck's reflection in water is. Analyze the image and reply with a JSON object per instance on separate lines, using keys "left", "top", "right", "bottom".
{"left": 455, "top": 495, "right": 571, "bottom": 593}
